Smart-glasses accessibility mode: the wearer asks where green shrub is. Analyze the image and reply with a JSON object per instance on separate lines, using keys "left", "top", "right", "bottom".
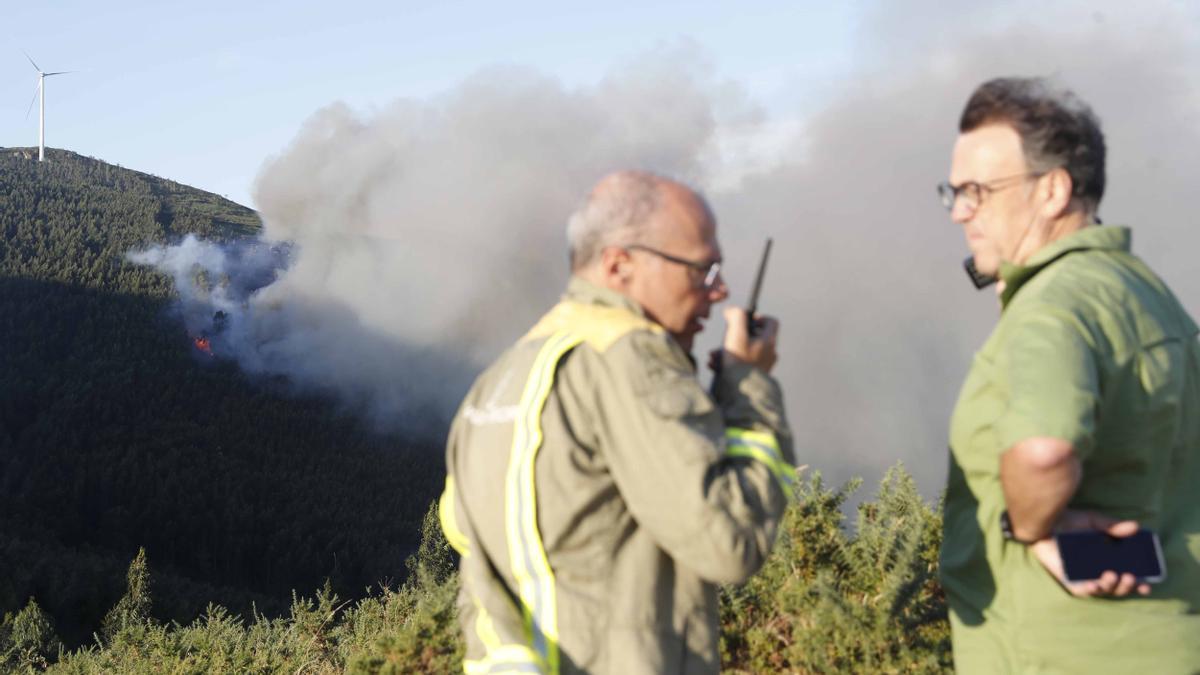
{"left": 343, "top": 502, "right": 463, "bottom": 674}
{"left": 1, "top": 597, "right": 64, "bottom": 672}
{"left": 720, "top": 465, "right": 951, "bottom": 673}
{"left": 33, "top": 466, "right": 949, "bottom": 673}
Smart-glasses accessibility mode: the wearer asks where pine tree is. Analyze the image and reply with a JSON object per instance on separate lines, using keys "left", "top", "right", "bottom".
{"left": 1, "top": 597, "right": 63, "bottom": 670}
{"left": 101, "top": 547, "right": 154, "bottom": 642}
{"left": 406, "top": 501, "right": 456, "bottom": 589}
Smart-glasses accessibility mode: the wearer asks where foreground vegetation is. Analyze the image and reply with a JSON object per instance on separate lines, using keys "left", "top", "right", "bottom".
{"left": 1, "top": 466, "right": 950, "bottom": 674}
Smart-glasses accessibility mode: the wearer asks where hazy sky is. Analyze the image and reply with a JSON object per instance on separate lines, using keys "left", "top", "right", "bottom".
{"left": 1, "top": 0, "right": 862, "bottom": 206}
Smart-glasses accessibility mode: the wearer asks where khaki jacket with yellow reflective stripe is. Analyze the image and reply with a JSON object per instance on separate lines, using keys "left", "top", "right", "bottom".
{"left": 440, "top": 277, "right": 796, "bottom": 675}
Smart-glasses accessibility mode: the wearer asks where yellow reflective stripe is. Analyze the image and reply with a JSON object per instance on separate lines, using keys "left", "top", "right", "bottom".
{"left": 463, "top": 644, "right": 544, "bottom": 674}
{"left": 464, "top": 593, "right": 543, "bottom": 673}
{"left": 724, "top": 428, "right": 796, "bottom": 492}
{"left": 725, "top": 427, "right": 780, "bottom": 453}
{"left": 472, "top": 595, "right": 502, "bottom": 651}
{"left": 463, "top": 590, "right": 544, "bottom": 673}
{"left": 504, "top": 330, "right": 582, "bottom": 675}
{"left": 439, "top": 475, "right": 471, "bottom": 557}
{"left": 726, "top": 445, "right": 797, "bottom": 491}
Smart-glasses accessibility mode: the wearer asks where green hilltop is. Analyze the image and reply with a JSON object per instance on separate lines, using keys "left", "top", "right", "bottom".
{"left": 0, "top": 147, "right": 443, "bottom": 647}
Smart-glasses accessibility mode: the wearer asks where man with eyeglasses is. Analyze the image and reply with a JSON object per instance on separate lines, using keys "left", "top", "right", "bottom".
{"left": 938, "top": 77, "right": 1200, "bottom": 673}
{"left": 439, "top": 170, "right": 796, "bottom": 674}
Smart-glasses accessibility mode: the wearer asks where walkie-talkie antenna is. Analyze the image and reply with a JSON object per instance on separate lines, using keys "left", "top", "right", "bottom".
{"left": 747, "top": 238, "right": 772, "bottom": 335}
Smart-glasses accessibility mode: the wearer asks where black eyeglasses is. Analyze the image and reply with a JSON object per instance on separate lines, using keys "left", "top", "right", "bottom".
{"left": 937, "top": 171, "right": 1045, "bottom": 212}
{"left": 626, "top": 244, "right": 722, "bottom": 290}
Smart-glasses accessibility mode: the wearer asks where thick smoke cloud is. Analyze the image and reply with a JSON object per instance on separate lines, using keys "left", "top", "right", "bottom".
{"left": 132, "top": 1, "right": 1199, "bottom": 494}
{"left": 134, "top": 54, "right": 748, "bottom": 436}
{"left": 709, "top": 0, "right": 1200, "bottom": 494}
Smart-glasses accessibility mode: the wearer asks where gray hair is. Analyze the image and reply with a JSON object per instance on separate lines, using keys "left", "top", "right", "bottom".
{"left": 960, "top": 77, "right": 1106, "bottom": 214}
{"left": 566, "top": 171, "right": 662, "bottom": 271}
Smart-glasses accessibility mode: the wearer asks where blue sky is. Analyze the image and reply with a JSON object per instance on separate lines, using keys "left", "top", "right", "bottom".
{"left": 1, "top": 1, "right": 863, "bottom": 206}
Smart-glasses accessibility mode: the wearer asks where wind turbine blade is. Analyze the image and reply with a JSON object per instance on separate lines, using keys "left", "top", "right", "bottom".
{"left": 23, "top": 50, "right": 41, "bottom": 72}
{"left": 44, "top": 71, "right": 74, "bottom": 76}
{"left": 25, "top": 82, "right": 40, "bottom": 120}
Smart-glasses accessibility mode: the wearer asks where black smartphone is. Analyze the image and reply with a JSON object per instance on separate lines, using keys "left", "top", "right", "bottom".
{"left": 1056, "top": 529, "right": 1166, "bottom": 584}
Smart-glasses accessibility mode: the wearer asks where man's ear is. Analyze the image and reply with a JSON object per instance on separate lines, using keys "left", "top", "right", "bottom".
{"left": 1040, "top": 167, "right": 1075, "bottom": 219}
{"left": 598, "top": 246, "right": 634, "bottom": 286}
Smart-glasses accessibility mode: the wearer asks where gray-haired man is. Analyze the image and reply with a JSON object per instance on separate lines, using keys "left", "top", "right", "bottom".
{"left": 440, "top": 171, "right": 797, "bottom": 673}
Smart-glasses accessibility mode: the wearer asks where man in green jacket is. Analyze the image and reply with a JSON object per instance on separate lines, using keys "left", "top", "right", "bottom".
{"left": 440, "top": 171, "right": 796, "bottom": 674}
{"left": 938, "top": 77, "right": 1200, "bottom": 673}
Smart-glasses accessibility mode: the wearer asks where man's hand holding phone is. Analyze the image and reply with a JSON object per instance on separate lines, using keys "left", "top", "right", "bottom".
{"left": 1030, "top": 509, "right": 1159, "bottom": 598}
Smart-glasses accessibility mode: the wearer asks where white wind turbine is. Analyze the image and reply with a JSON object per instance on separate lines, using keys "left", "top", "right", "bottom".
{"left": 23, "top": 52, "right": 74, "bottom": 162}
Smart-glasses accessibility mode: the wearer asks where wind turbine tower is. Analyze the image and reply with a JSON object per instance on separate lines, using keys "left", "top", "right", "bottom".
{"left": 23, "top": 53, "right": 73, "bottom": 162}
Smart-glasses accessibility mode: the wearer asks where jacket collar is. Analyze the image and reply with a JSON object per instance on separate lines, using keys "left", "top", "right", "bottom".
{"left": 564, "top": 275, "right": 647, "bottom": 318}
{"left": 562, "top": 276, "right": 698, "bottom": 367}
{"left": 998, "top": 225, "right": 1131, "bottom": 308}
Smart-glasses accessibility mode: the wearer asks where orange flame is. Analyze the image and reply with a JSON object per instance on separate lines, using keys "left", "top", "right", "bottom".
{"left": 193, "top": 336, "right": 212, "bottom": 354}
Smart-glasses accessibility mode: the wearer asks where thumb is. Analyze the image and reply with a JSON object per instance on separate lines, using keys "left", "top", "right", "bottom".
{"left": 1078, "top": 510, "right": 1119, "bottom": 530}
{"left": 1104, "top": 519, "right": 1141, "bottom": 538}
{"left": 1073, "top": 510, "right": 1139, "bottom": 537}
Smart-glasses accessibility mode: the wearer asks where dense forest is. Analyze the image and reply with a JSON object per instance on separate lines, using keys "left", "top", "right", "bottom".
{"left": 0, "top": 148, "right": 445, "bottom": 647}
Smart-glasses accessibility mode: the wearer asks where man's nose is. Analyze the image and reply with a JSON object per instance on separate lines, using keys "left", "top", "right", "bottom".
{"left": 950, "top": 197, "right": 974, "bottom": 225}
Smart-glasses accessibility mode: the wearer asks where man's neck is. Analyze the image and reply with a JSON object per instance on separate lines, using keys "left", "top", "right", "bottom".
{"left": 1045, "top": 210, "right": 1094, "bottom": 245}
{"left": 1012, "top": 209, "right": 1094, "bottom": 266}
{"left": 575, "top": 267, "right": 614, "bottom": 292}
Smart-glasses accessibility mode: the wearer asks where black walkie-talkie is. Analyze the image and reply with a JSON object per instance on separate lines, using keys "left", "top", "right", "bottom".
{"left": 710, "top": 237, "right": 773, "bottom": 388}
{"left": 747, "top": 238, "right": 773, "bottom": 335}
{"left": 963, "top": 256, "right": 997, "bottom": 290}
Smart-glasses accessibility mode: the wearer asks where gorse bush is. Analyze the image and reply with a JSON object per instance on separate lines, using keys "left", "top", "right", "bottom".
{"left": 9, "top": 467, "right": 950, "bottom": 673}
{"left": 720, "top": 466, "right": 951, "bottom": 673}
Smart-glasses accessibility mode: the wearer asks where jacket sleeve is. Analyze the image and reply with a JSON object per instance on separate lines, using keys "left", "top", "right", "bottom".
{"left": 564, "top": 329, "right": 796, "bottom": 585}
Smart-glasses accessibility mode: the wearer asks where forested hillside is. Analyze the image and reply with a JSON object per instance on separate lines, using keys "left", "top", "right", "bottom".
{"left": 0, "top": 148, "right": 444, "bottom": 646}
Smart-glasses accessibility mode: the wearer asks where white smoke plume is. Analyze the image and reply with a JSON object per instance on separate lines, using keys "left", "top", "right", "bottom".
{"left": 126, "top": 235, "right": 290, "bottom": 341}
{"left": 130, "top": 0, "right": 1200, "bottom": 493}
